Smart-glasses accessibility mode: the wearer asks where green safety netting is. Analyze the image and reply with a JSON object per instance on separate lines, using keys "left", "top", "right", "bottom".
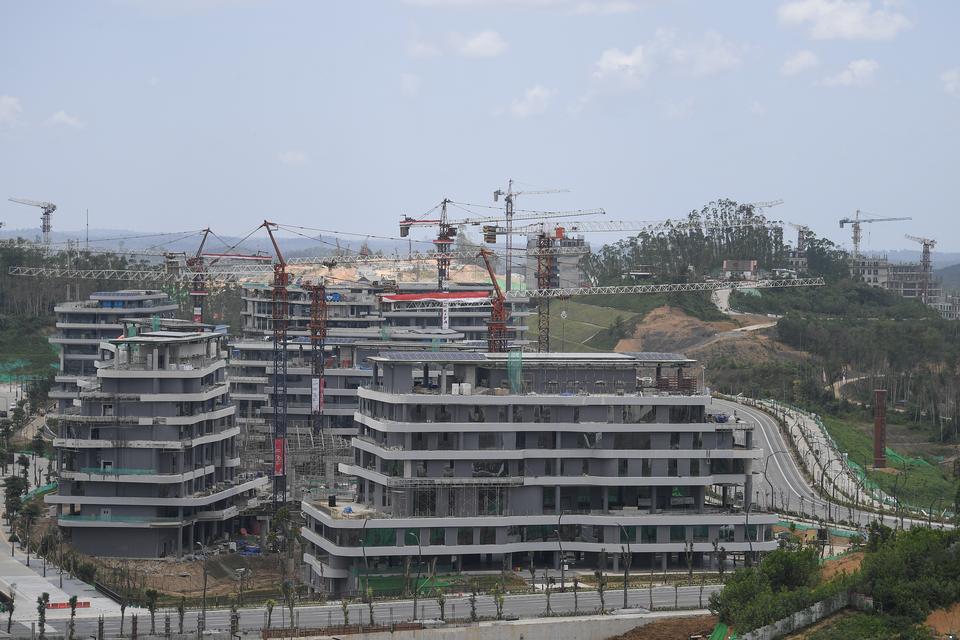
{"left": 508, "top": 350, "right": 523, "bottom": 393}
{"left": 709, "top": 622, "right": 730, "bottom": 640}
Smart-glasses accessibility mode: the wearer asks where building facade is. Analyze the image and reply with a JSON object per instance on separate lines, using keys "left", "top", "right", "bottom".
{"left": 48, "top": 320, "right": 269, "bottom": 558}
{"left": 301, "top": 351, "right": 776, "bottom": 595}
{"left": 49, "top": 290, "right": 178, "bottom": 410}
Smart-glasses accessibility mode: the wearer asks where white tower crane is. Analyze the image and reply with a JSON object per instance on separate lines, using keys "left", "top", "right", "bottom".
{"left": 8, "top": 197, "right": 57, "bottom": 245}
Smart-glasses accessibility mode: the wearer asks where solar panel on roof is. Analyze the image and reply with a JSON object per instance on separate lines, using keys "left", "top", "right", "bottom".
{"left": 375, "top": 351, "right": 486, "bottom": 362}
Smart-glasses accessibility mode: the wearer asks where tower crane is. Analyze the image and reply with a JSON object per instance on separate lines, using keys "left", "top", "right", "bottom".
{"left": 839, "top": 210, "right": 912, "bottom": 257}
{"left": 494, "top": 180, "right": 570, "bottom": 292}
{"left": 261, "top": 220, "right": 290, "bottom": 510}
{"left": 477, "top": 247, "right": 508, "bottom": 353}
{"left": 9, "top": 197, "right": 56, "bottom": 245}
{"left": 399, "top": 197, "right": 602, "bottom": 289}
{"left": 483, "top": 218, "right": 782, "bottom": 352}
{"left": 905, "top": 234, "right": 938, "bottom": 305}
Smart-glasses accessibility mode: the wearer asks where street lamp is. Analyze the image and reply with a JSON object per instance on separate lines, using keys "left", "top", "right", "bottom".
{"left": 406, "top": 531, "right": 423, "bottom": 621}
{"left": 617, "top": 523, "right": 632, "bottom": 610}
{"left": 554, "top": 511, "right": 565, "bottom": 591}
{"left": 762, "top": 450, "right": 788, "bottom": 514}
{"left": 359, "top": 519, "right": 370, "bottom": 596}
{"left": 195, "top": 542, "right": 208, "bottom": 627}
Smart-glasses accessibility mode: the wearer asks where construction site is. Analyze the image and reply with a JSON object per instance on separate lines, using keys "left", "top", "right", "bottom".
{"left": 3, "top": 189, "right": 951, "bottom": 604}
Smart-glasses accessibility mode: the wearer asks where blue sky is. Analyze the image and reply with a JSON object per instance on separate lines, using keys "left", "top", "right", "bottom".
{"left": 1, "top": 0, "right": 958, "bottom": 252}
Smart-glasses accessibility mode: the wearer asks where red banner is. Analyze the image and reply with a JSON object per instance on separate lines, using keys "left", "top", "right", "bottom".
{"left": 274, "top": 438, "right": 285, "bottom": 476}
{"left": 47, "top": 602, "right": 90, "bottom": 609}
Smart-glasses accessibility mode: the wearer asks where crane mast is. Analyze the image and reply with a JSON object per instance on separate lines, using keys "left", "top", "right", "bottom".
{"left": 478, "top": 248, "right": 508, "bottom": 352}
{"left": 905, "top": 234, "right": 937, "bottom": 305}
{"left": 839, "top": 210, "right": 912, "bottom": 257}
{"left": 262, "top": 220, "right": 289, "bottom": 510}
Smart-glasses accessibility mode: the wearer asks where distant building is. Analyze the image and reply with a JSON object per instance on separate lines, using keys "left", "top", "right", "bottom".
{"left": 850, "top": 255, "right": 946, "bottom": 313}
{"left": 722, "top": 259, "right": 758, "bottom": 280}
{"left": 49, "top": 290, "right": 178, "bottom": 411}
{"left": 525, "top": 233, "right": 590, "bottom": 289}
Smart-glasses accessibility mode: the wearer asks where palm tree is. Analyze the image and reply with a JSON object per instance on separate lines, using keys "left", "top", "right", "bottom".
{"left": 144, "top": 589, "right": 158, "bottom": 634}
{"left": 68, "top": 595, "right": 78, "bottom": 640}
{"left": 6, "top": 591, "right": 14, "bottom": 633}
{"left": 265, "top": 599, "right": 276, "bottom": 629}
{"left": 36, "top": 592, "right": 49, "bottom": 640}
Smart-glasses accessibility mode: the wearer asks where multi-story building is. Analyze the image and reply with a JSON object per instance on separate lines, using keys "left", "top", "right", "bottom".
{"left": 850, "top": 255, "right": 946, "bottom": 314}
{"left": 300, "top": 351, "right": 775, "bottom": 595}
{"left": 525, "top": 234, "right": 590, "bottom": 290}
{"left": 49, "top": 290, "right": 178, "bottom": 410}
{"left": 47, "top": 318, "right": 269, "bottom": 558}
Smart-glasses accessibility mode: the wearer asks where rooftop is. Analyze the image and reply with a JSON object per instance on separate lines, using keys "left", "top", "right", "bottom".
{"left": 368, "top": 350, "right": 694, "bottom": 366}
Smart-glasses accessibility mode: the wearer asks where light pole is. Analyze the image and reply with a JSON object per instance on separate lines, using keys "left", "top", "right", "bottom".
{"left": 617, "top": 523, "right": 632, "bottom": 610}
{"left": 555, "top": 511, "right": 565, "bottom": 591}
{"left": 195, "top": 542, "right": 208, "bottom": 628}
{"left": 359, "top": 519, "right": 370, "bottom": 597}
{"left": 237, "top": 568, "right": 246, "bottom": 606}
{"left": 762, "top": 450, "right": 787, "bottom": 513}
{"left": 406, "top": 531, "right": 423, "bottom": 621}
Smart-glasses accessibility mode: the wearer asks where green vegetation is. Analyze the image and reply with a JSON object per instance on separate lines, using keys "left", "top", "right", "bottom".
{"left": 709, "top": 546, "right": 850, "bottom": 632}
{"left": 0, "top": 315, "right": 57, "bottom": 379}
{"left": 711, "top": 525, "right": 960, "bottom": 637}
{"left": 820, "top": 415, "right": 954, "bottom": 510}
{"left": 806, "top": 612, "right": 926, "bottom": 640}
{"left": 581, "top": 198, "right": 787, "bottom": 284}
{"left": 548, "top": 301, "right": 639, "bottom": 352}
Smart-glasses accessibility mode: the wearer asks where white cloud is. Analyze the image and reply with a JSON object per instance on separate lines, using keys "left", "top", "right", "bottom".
{"left": 667, "top": 30, "right": 746, "bottom": 77}
{"left": 448, "top": 30, "right": 508, "bottom": 57}
{"left": 0, "top": 96, "right": 22, "bottom": 127}
{"left": 407, "top": 40, "right": 441, "bottom": 58}
{"left": 781, "top": 50, "right": 819, "bottom": 76}
{"left": 45, "top": 110, "right": 86, "bottom": 129}
{"left": 277, "top": 150, "right": 308, "bottom": 166}
{"left": 749, "top": 101, "right": 766, "bottom": 116}
{"left": 591, "top": 29, "right": 745, "bottom": 88}
{"left": 822, "top": 58, "right": 879, "bottom": 86}
{"left": 400, "top": 73, "right": 423, "bottom": 97}
{"left": 778, "top": 0, "right": 911, "bottom": 40}
{"left": 593, "top": 44, "right": 655, "bottom": 86}
{"left": 942, "top": 69, "right": 960, "bottom": 97}
{"left": 508, "top": 85, "right": 554, "bottom": 117}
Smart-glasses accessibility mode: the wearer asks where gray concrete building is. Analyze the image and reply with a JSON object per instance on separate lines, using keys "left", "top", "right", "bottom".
{"left": 49, "top": 290, "right": 178, "bottom": 410}
{"left": 301, "top": 351, "right": 775, "bottom": 595}
{"left": 48, "top": 319, "right": 269, "bottom": 558}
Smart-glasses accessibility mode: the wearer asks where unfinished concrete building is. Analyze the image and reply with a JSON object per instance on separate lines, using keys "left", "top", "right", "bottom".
{"left": 300, "top": 351, "right": 774, "bottom": 594}
{"left": 49, "top": 290, "right": 178, "bottom": 411}
{"left": 48, "top": 319, "right": 269, "bottom": 557}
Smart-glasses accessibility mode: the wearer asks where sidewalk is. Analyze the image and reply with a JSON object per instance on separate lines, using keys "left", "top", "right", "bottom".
{"left": 0, "top": 461, "right": 138, "bottom": 622}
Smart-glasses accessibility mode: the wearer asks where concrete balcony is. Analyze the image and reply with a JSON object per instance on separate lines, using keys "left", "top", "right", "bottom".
{"left": 58, "top": 514, "right": 187, "bottom": 528}
{"left": 60, "top": 464, "right": 215, "bottom": 484}
{"left": 53, "top": 426, "right": 241, "bottom": 451}
{"left": 303, "top": 552, "right": 349, "bottom": 579}
{"left": 47, "top": 475, "right": 270, "bottom": 508}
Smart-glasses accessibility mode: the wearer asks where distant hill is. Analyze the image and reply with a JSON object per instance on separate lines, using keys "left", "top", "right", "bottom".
{"left": 937, "top": 263, "right": 960, "bottom": 294}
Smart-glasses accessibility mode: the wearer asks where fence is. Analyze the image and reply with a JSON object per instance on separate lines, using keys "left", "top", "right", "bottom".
{"left": 738, "top": 591, "right": 873, "bottom": 640}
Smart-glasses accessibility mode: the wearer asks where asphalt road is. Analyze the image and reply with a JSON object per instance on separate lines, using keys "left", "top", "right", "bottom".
{"left": 30, "top": 584, "right": 720, "bottom": 636}
{"left": 715, "top": 399, "right": 936, "bottom": 531}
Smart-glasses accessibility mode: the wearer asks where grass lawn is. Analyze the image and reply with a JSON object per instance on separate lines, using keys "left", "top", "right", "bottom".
{"left": 820, "top": 415, "right": 954, "bottom": 512}
{"left": 0, "top": 316, "right": 57, "bottom": 379}
{"left": 548, "top": 300, "right": 638, "bottom": 352}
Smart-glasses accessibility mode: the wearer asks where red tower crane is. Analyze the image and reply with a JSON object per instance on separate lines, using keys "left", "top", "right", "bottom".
{"left": 262, "top": 221, "right": 289, "bottom": 509}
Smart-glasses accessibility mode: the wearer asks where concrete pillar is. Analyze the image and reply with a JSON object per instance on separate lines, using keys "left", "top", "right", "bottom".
{"left": 744, "top": 474, "right": 754, "bottom": 511}
{"left": 661, "top": 553, "right": 667, "bottom": 571}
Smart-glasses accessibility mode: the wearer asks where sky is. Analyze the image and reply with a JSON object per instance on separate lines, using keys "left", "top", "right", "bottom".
{"left": 1, "top": 0, "right": 958, "bottom": 254}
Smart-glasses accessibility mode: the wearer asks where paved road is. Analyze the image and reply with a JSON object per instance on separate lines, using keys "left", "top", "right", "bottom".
{"left": 715, "top": 399, "right": 936, "bottom": 531}
{"left": 41, "top": 584, "right": 720, "bottom": 637}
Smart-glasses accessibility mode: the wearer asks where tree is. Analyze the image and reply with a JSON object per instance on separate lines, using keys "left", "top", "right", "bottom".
{"left": 573, "top": 576, "right": 579, "bottom": 614}
{"left": 177, "top": 597, "right": 186, "bottom": 634}
{"left": 36, "top": 592, "right": 49, "bottom": 640}
{"left": 340, "top": 598, "right": 349, "bottom": 626}
{"left": 68, "top": 595, "right": 78, "bottom": 640}
{"left": 281, "top": 581, "right": 296, "bottom": 629}
{"left": 144, "top": 589, "right": 158, "bottom": 634}
{"left": 120, "top": 598, "right": 127, "bottom": 636}
{"left": 469, "top": 582, "right": 478, "bottom": 622}
{"left": 16, "top": 454, "right": 29, "bottom": 486}
{"left": 492, "top": 584, "right": 503, "bottom": 620}
{"left": 436, "top": 588, "right": 447, "bottom": 621}
{"left": 265, "top": 598, "right": 275, "bottom": 630}
{"left": 5, "top": 591, "right": 13, "bottom": 633}
{"left": 366, "top": 586, "right": 374, "bottom": 626}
